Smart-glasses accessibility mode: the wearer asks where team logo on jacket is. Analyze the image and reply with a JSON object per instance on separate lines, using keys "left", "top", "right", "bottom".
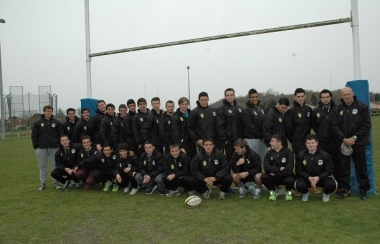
{"left": 238, "top": 108, "right": 242, "bottom": 113}
{"left": 180, "top": 117, "right": 184, "bottom": 121}
{"left": 214, "top": 160, "right": 219, "bottom": 165}
{"left": 81, "top": 153, "right": 84, "bottom": 158}
{"left": 168, "top": 120, "right": 171, "bottom": 125}
{"left": 279, "top": 118, "right": 282, "bottom": 123}
{"left": 282, "top": 157, "right": 286, "bottom": 163}
{"left": 113, "top": 155, "right": 116, "bottom": 159}
{"left": 156, "top": 120, "right": 159, "bottom": 124}
{"left": 200, "top": 113, "right": 204, "bottom": 118}
{"left": 71, "top": 149, "right": 75, "bottom": 153}
{"left": 352, "top": 109, "right": 358, "bottom": 114}
{"left": 171, "top": 164, "right": 174, "bottom": 169}
{"left": 340, "top": 110, "right": 343, "bottom": 116}
{"left": 101, "top": 158, "right": 105, "bottom": 163}
{"left": 119, "top": 163, "right": 122, "bottom": 167}
{"left": 212, "top": 112, "right": 216, "bottom": 116}
{"left": 152, "top": 160, "right": 155, "bottom": 165}
{"left": 261, "top": 110, "right": 264, "bottom": 114}
{"left": 307, "top": 112, "right": 310, "bottom": 117}
{"left": 67, "top": 126, "right": 70, "bottom": 131}
{"left": 110, "top": 122, "right": 113, "bottom": 126}
{"left": 121, "top": 123, "right": 123, "bottom": 127}
{"left": 179, "top": 162, "right": 182, "bottom": 167}
{"left": 140, "top": 118, "right": 143, "bottom": 122}
{"left": 303, "top": 160, "right": 307, "bottom": 165}
{"left": 298, "top": 113, "right": 302, "bottom": 118}
{"left": 246, "top": 159, "right": 250, "bottom": 164}
{"left": 144, "top": 160, "right": 146, "bottom": 165}
{"left": 84, "top": 126, "right": 87, "bottom": 130}
{"left": 270, "top": 156, "right": 273, "bottom": 160}
{"left": 228, "top": 110, "right": 232, "bottom": 114}
{"left": 61, "top": 153, "right": 62, "bottom": 156}
{"left": 317, "top": 113, "right": 320, "bottom": 118}
{"left": 254, "top": 111, "right": 257, "bottom": 116}
{"left": 52, "top": 123, "right": 56, "bottom": 128}
{"left": 318, "top": 160, "right": 323, "bottom": 165}
{"left": 203, "top": 160, "right": 207, "bottom": 166}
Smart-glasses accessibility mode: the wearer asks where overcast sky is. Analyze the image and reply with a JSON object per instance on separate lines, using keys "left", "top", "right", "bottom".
{"left": 1, "top": 0, "right": 379, "bottom": 114}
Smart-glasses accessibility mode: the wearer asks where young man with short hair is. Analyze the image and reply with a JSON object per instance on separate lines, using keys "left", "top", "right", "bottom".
{"left": 99, "top": 103, "right": 116, "bottom": 148}
{"left": 294, "top": 134, "right": 337, "bottom": 202}
{"left": 32, "top": 105, "right": 63, "bottom": 190}
{"left": 141, "top": 97, "right": 164, "bottom": 153}
{"left": 132, "top": 98, "right": 150, "bottom": 155}
{"left": 87, "top": 100, "right": 106, "bottom": 151}
{"left": 72, "top": 108, "right": 90, "bottom": 143}
{"left": 231, "top": 138, "right": 263, "bottom": 198}
{"left": 160, "top": 100, "right": 175, "bottom": 155}
{"left": 62, "top": 108, "right": 79, "bottom": 142}
{"left": 135, "top": 141, "right": 165, "bottom": 195}
{"left": 189, "top": 138, "right": 232, "bottom": 200}
{"left": 261, "top": 134, "right": 295, "bottom": 201}
{"left": 111, "top": 104, "right": 128, "bottom": 150}
{"left": 74, "top": 135, "right": 98, "bottom": 190}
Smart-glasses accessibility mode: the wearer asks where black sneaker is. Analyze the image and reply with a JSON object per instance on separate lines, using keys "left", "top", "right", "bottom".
{"left": 336, "top": 189, "right": 350, "bottom": 199}
{"left": 146, "top": 185, "right": 157, "bottom": 195}
{"left": 62, "top": 180, "right": 71, "bottom": 191}
{"left": 360, "top": 192, "right": 369, "bottom": 200}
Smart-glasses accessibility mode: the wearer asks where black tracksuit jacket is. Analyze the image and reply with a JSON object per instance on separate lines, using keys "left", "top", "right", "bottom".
{"left": 296, "top": 149, "right": 333, "bottom": 180}
{"left": 262, "top": 106, "right": 287, "bottom": 147}
{"left": 311, "top": 100, "right": 338, "bottom": 143}
{"left": 191, "top": 149, "right": 230, "bottom": 181}
{"left": 263, "top": 147, "right": 294, "bottom": 177}
{"left": 230, "top": 148, "right": 262, "bottom": 176}
{"left": 139, "top": 150, "right": 164, "bottom": 178}
{"left": 163, "top": 152, "right": 191, "bottom": 177}
{"left": 55, "top": 143, "right": 82, "bottom": 170}
{"left": 188, "top": 101, "right": 217, "bottom": 142}
{"left": 216, "top": 99, "right": 244, "bottom": 142}
{"left": 62, "top": 116, "right": 79, "bottom": 141}
{"left": 242, "top": 100, "right": 265, "bottom": 139}
{"left": 284, "top": 101, "right": 312, "bottom": 143}
{"left": 31, "top": 114, "right": 62, "bottom": 149}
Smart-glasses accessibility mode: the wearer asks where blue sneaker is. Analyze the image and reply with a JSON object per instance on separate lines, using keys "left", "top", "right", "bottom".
{"left": 227, "top": 187, "right": 235, "bottom": 194}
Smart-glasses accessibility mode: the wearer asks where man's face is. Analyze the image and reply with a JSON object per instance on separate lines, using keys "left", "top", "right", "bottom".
{"left": 67, "top": 111, "right": 76, "bottom": 121}
{"left": 294, "top": 92, "right": 306, "bottom": 105}
{"left": 82, "top": 139, "right": 91, "bottom": 150}
{"left": 199, "top": 96, "right": 209, "bottom": 107}
{"left": 203, "top": 141, "right": 214, "bottom": 154}
{"left": 249, "top": 93, "right": 259, "bottom": 106}
{"left": 82, "top": 110, "right": 90, "bottom": 120}
{"left": 276, "top": 104, "right": 288, "bottom": 114}
{"left": 98, "top": 102, "right": 106, "bottom": 113}
{"left": 128, "top": 103, "right": 136, "bottom": 113}
{"left": 234, "top": 146, "right": 246, "bottom": 156}
{"left": 151, "top": 100, "right": 161, "bottom": 111}
{"left": 119, "top": 107, "right": 128, "bottom": 118}
{"left": 60, "top": 136, "right": 70, "bottom": 148}
{"left": 341, "top": 88, "right": 354, "bottom": 105}
{"left": 119, "top": 149, "right": 128, "bottom": 159}
{"left": 103, "top": 146, "right": 113, "bottom": 157}
{"left": 106, "top": 106, "right": 115, "bottom": 116}
{"left": 225, "top": 91, "right": 235, "bottom": 104}
{"left": 138, "top": 102, "right": 147, "bottom": 112}
{"left": 320, "top": 93, "right": 332, "bottom": 106}
{"left": 179, "top": 101, "right": 189, "bottom": 112}
{"left": 170, "top": 146, "right": 180, "bottom": 158}
{"left": 270, "top": 138, "right": 281, "bottom": 150}
{"left": 306, "top": 139, "right": 318, "bottom": 152}
{"left": 144, "top": 143, "right": 155, "bottom": 155}
{"left": 165, "top": 103, "right": 175, "bottom": 114}
{"left": 44, "top": 109, "right": 53, "bottom": 119}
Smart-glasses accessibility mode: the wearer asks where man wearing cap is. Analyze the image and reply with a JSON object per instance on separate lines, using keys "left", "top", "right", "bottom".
{"left": 332, "top": 87, "right": 371, "bottom": 200}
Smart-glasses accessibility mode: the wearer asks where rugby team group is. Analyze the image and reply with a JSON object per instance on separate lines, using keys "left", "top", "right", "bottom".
{"left": 31, "top": 86, "right": 371, "bottom": 201}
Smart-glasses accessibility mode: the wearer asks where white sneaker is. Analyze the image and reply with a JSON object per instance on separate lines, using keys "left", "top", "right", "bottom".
{"left": 253, "top": 188, "right": 261, "bottom": 199}
{"left": 302, "top": 192, "right": 309, "bottom": 202}
{"left": 238, "top": 187, "right": 246, "bottom": 197}
{"left": 129, "top": 186, "right": 140, "bottom": 195}
{"left": 219, "top": 191, "right": 226, "bottom": 200}
{"left": 166, "top": 189, "right": 180, "bottom": 197}
{"left": 187, "top": 191, "right": 195, "bottom": 196}
{"left": 322, "top": 193, "right": 330, "bottom": 202}
{"left": 124, "top": 186, "right": 130, "bottom": 193}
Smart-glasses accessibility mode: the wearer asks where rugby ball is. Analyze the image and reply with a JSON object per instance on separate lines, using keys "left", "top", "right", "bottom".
{"left": 184, "top": 195, "right": 202, "bottom": 208}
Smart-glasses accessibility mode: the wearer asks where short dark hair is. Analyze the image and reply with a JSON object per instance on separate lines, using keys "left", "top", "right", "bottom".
{"left": 81, "top": 135, "right": 92, "bottom": 142}
{"left": 305, "top": 134, "right": 318, "bottom": 142}
{"left": 60, "top": 134, "right": 69, "bottom": 141}
{"left": 127, "top": 99, "right": 136, "bottom": 106}
{"left": 97, "top": 100, "right": 106, "bottom": 105}
{"left": 234, "top": 138, "right": 248, "bottom": 149}
{"left": 278, "top": 98, "right": 289, "bottom": 106}
{"left": 106, "top": 103, "right": 115, "bottom": 109}
{"left": 119, "top": 104, "right": 127, "bottom": 110}
{"left": 144, "top": 140, "right": 154, "bottom": 147}
{"left": 202, "top": 138, "right": 214, "bottom": 145}
{"left": 166, "top": 100, "right": 174, "bottom": 106}
{"left": 178, "top": 97, "right": 189, "bottom": 105}
{"left": 118, "top": 143, "right": 129, "bottom": 151}
{"left": 272, "top": 134, "right": 284, "bottom": 146}
{"left": 151, "top": 97, "right": 160, "bottom": 103}
{"left": 137, "top": 98, "right": 147, "bottom": 105}
{"left": 66, "top": 108, "right": 75, "bottom": 114}
{"left": 81, "top": 108, "right": 90, "bottom": 114}
{"left": 198, "top": 92, "right": 209, "bottom": 100}
{"left": 294, "top": 88, "right": 305, "bottom": 96}
{"left": 43, "top": 105, "right": 54, "bottom": 112}
{"left": 224, "top": 88, "right": 235, "bottom": 96}
{"left": 169, "top": 143, "right": 180, "bottom": 150}
{"left": 248, "top": 89, "right": 258, "bottom": 96}
{"left": 319, "top": 89, "right": 332, "bottom": 99}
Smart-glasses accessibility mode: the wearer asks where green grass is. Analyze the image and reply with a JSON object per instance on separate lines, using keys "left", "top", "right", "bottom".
{"left": 1, "top": 117, "right": 379, "bottom": 244}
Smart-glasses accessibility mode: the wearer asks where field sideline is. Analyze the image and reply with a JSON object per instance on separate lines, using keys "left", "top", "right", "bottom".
{"left": 0, "top": 117, "right": 379, "bottom": 243}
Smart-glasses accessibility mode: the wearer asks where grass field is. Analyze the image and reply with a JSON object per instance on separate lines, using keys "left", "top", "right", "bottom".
{"left": 0, "top": 117, "right": 379, "bottom": 244}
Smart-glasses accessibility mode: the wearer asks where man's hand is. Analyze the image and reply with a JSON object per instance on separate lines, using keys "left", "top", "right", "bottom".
{"left": 197, "top": 139, "right": 203, "bottom": 147}
{"left": 343, "top": 138, "right": 355, "bottom": 147}
{"left": 65, "top": 168, "right": 73, "bottom": 175}
{"left": 143, "top": 175, "right": 151, "bottom": 184}
{"left": 167, "top": 174, "right": 175, "bottom": 181}
{"left": 236, "top": 158, "right": 245, "bottom": 166}
{"left": 123, "top": 167, "right": 131, "bottom": 173}
{"left": 116, "top": 174, "right": 122, "bottom": 184}
{"left": 96, "top": 144, "right": 102, "bottom": 152}
{"left": 308, "top": 176, "right": 320, "bottom": 188}
{"left": 204, "top": 177, "right": 216, "bottom": 186}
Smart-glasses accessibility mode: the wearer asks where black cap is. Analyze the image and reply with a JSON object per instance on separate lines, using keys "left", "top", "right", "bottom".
{"left": 127, "top": 99, "right": 136, "bottom": 105}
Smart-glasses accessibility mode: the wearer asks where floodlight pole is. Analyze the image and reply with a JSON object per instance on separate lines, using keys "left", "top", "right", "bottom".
{"left": 0, "top": 18, "right": 6, "bottom": 140}
{"left": 187, "top": 66, "right": 191, "bottom": 109}
{"left": 84, "top": 0, "right": 92, "bottom": 98}
{"left": 351, "top": 0, "right": 361, "bottom": 79}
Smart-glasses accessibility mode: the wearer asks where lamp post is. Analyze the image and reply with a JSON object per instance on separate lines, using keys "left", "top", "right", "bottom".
{"left": 0, "top": 18, "right": 6, "bottom": 140}
{"left": 187, "top": 66, "right": 191, "bottom": 109}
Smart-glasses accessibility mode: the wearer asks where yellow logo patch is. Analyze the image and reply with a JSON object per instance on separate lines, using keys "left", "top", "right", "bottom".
{"left": 110, "top": 122, "right": 113, "bottom": 126}
{"left": 317, "top": 113, "right": 320, "bottom": 118}
{"left": 279, "top": 118, "right": 282, "bottom": 123}
{"left": 200, "top": 114, "right": 204, "bottom": 118}
{"left": 228, "top": 110, "right": 232, "bottom": 114}
{"left": 101, "top": 158, "right": 105, "bottom": 163}
{"left": 203, "top": 160, "right": 207, "bottom": 166}
{"left": 180, "top": 117, "right": 183, "bottom": 121}
{"left": 298, "top": 113, "right": 302, "bottom": 118}
{"left": 168, "top": 121, "right": 171, "bottom": 125}
{"left": 67, "top": 126, "right": 70, "bottom": 131}
{"left": 303, "top": 160, "right": 307, "bottom": 165}
{"left": 254, "top": 111, "right": 257, "bottom": 116}
{"left": 84, "top": 126, "right": 87, "bottom": 130}
{"left": 41, "top": 123, "right": 44, "bottom": 127}
{"left": 156, "top": 119, "right": 159, "bottom": 124}
{"left": 81, "top": 153, "right": 83, "bottom": 158}
{"left": 340, "top": 110, "right": 343, "bottom": 116}
{"left": 144, "top": 160, "right": 146, "bottom": 165}
{"left": 140, "top": 118, "right": 143, "bottom": 122}
{"left": 171, "top": 164, "right": 174, "bottom": 169}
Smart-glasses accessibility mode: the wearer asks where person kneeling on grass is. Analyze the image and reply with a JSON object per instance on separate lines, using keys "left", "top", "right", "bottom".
{"left": 162, "top": 143, "right": 194, "bottom": 197}
{"left": 260, "top": 134, "right": 295, "bottom": 201}
{"left": 51, "top": 135, "right": 82, "bottom": 190}
{"left": 112, "top": 143, "right": 140, "bottom": 195}
{"left": 78, "top": 144, "right": 117, "bottom": 191}
{"left": 231, "top": 138, "right": 263, "bottom": 198}
{"left": 135, "top": 141, "right": 165, "bottom": 195}
{"left": 189, "top": 138, "right": 233, "bottom": 200}
{"left": 74, "top": 135, "right": 98, "bottom": 190}
{"left": 294, "top": 134, "right": 337, "bottom": 202}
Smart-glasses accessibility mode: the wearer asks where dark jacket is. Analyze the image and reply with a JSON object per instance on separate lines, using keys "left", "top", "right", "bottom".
{"left": 191, "top": 148, "right": 230, "bottom": 181}
{"left": 216, "top": 99, "right": 244, "bottom": 142}
{"left": 76, "top": 147, "right": 98, "bottom": 169}
{"left": 55, "top": 143, "right": 82, "bottom": 170}
{"left": 242, "top": 100, "right": 265, "bottom": 139}
{"left": 72, "top": 117, "right": 89, "bottom": 143}
{"left": 81, "top": 152, "right": 117, "bottom": 172}
{"left": 311, "top": 100, "right": 338, "bottom": 143}
{"left": 87, "top": 109, "right": 105, "bottom": 145}
{"left": 284, "top": 101, "right": 312, "bottom": 143}
{"left": 262, "top": 106, "right": 287, "bottom": 147}
{"left": 111, "top": 114, "right": 126, "bottom": 148}
{"left": 188, "top": 101, "right": 217, "bottom": 142}
{"left": 132, "top": 109, "right": 150, "bottom": 145}
{"left": 62, "top": 116, "right": 80, "bottom": 141}
{"left": 139, "top": 150, "right": 164, "bottom": 178}
{"left": 141, "top": 109, "right": 163, "bottom": 147}
{"left": 296, "top": 149, "right": 333, "bottom": 180}
{"left": 121, "top": 112, "right": 136, "bottom": 149}
{"left": 31, "top": 114, "right": 62, "bottom": 149}
{"left": 163, "top": 151, "right": 191, "bottom": 177}
{"left": 171, "top": 108, "right": 191, "bottom": 145}
{"left": 159, "top": 111, "right": 174, "bottom": 147}
{"left": 112, "top": 153, "right": 139, "bottom": 177}
{"left": 331, "top": 97, "right": 371, "bottom": 145}
{"left": 230, "top": 148, "right": 262, "bottom": 176}
{"left": 99, "top": 113, "right": 116, "bottom": 147}
{"left": 263, "top": 147, "right": 294, "bottom": 177}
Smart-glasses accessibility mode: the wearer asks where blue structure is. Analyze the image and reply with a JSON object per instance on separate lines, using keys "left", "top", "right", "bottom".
{"left": 346, "top": 80, "right": 376, "bottom": 195}
{"left": 80, "top": 98, "right": 98, "bottom": 118}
